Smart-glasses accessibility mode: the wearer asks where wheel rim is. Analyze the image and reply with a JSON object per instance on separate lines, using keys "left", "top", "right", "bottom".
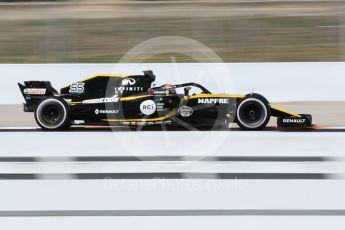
{"left": 36, "top": 99, "right": 67, "bottom": 129}
{"left": 237, "top": 98, "right": 267, "bottom": 129}
{"left": 42, "top": 105, "right": 62, "bottom": 125}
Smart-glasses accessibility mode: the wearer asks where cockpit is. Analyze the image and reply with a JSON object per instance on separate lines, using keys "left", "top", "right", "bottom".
{"left": 149, "top": 82, "right": 211, "bottom": 97}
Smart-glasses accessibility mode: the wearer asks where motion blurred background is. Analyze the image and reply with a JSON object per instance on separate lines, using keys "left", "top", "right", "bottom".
{"left": 0, "top": 0, "right": 345, "bottom": 63}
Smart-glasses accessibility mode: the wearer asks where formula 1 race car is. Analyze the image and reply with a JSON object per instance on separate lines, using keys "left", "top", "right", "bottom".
{"left": 18, "top": 70, "right": 312, "bottom": 131}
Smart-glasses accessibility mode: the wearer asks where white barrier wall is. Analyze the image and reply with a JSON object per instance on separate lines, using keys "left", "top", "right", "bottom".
{"left": 1, "top": 62, "right": 345, "bottom": 104}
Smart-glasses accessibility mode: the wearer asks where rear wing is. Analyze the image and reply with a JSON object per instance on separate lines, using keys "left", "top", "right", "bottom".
{"left": 18, "top": 81, "right": 59, "bottom": 112}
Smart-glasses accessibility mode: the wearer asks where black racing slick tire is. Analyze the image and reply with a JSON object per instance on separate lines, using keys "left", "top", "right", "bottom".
{"left": 236, "top": 93, "right": 271, "bottom": 130}
{"left": 34, "top": 97, "right": 71, "bottom": 131}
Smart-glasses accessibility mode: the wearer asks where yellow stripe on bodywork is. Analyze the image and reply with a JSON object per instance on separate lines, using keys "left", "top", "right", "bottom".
{"left": 77, "top": 73, "right": 132, "bottom": 83}
{"left": 103, "top": 109, "right": 177, "bottom": 122}
{"left": 68, "top": 93, "right": 243, "bottom": 105}
{"left": 61, "top": 73, "right": 133, "bottom": 89}
{"left": 120, "top": 95, "right": 152, "bottom": 101}
{"left": 68, "top": 95, "right": 152, "bottom": 105}
{"left": 270, "top": 105, "right": 301, "bottom": 118}
{"left": 189, "top": 93, "right": 245, "bottom": 99}
{"left": 68, "top": 101, "right": 82, "bottom": 105}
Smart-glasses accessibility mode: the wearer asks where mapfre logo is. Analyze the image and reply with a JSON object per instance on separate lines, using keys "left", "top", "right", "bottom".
{"left": 198, "top": 98, "right": 229, "bottom": 104}
{"left": 140, "top": 100, "right": 156, "bottom": 115}
{"left": 121, "top": 78, "right": 136, "bottom": 86}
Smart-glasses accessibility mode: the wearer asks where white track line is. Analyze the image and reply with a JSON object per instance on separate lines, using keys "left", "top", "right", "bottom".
{"left": 0, "top": 161, "right": 342, "bottom": 174}
{"left": 1, "top": 180, "right": 345, "bottom": 210}
{"left": 1, "top": 216, "right": 345, "bottom": 230}
{"left": 1, "top": 131, "right": 345, "bottom": 157}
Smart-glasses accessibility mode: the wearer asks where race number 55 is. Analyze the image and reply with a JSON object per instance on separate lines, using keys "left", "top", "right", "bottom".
{"left": 69, "top": 83, "right": 85, "bottom": 93}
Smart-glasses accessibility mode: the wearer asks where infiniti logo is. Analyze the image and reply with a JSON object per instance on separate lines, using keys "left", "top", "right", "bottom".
{"left": 121, "top": 78, "right": 136, "bottom": 86}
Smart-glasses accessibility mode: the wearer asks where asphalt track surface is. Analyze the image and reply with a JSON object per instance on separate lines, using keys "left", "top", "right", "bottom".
{"left": 2, "top": 101, "right": 345, "bottom": 127}
{"left": 1, "top": 102, "right": 345, "bottom": 229}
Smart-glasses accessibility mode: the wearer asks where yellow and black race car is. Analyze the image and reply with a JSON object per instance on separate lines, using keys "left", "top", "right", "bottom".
{"left": 18, "top": 70, "right": 312, "bottom": 131}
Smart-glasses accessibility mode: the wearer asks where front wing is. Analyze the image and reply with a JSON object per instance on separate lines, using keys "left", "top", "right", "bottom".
{"left": 270, "top": 105, "right": 313, "bottom": 128}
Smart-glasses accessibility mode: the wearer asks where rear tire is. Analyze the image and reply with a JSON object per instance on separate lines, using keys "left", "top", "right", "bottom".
{"left": 236, "top": 94, "right": 270, "bottom": 130}
{"left": 34, "top": 97, "right": 70, "bottom": 131}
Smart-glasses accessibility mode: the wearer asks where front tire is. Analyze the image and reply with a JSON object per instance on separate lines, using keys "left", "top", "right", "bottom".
{"left": 34, "top": 97, "right": 70, "bottom": 130}
{"left": 236, "top": 94, "right": 270, "bottom": 130}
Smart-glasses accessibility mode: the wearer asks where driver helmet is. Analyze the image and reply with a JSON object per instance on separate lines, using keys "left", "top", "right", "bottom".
{"left": 164, "top": 84, "right": 176, "bottom": 95}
